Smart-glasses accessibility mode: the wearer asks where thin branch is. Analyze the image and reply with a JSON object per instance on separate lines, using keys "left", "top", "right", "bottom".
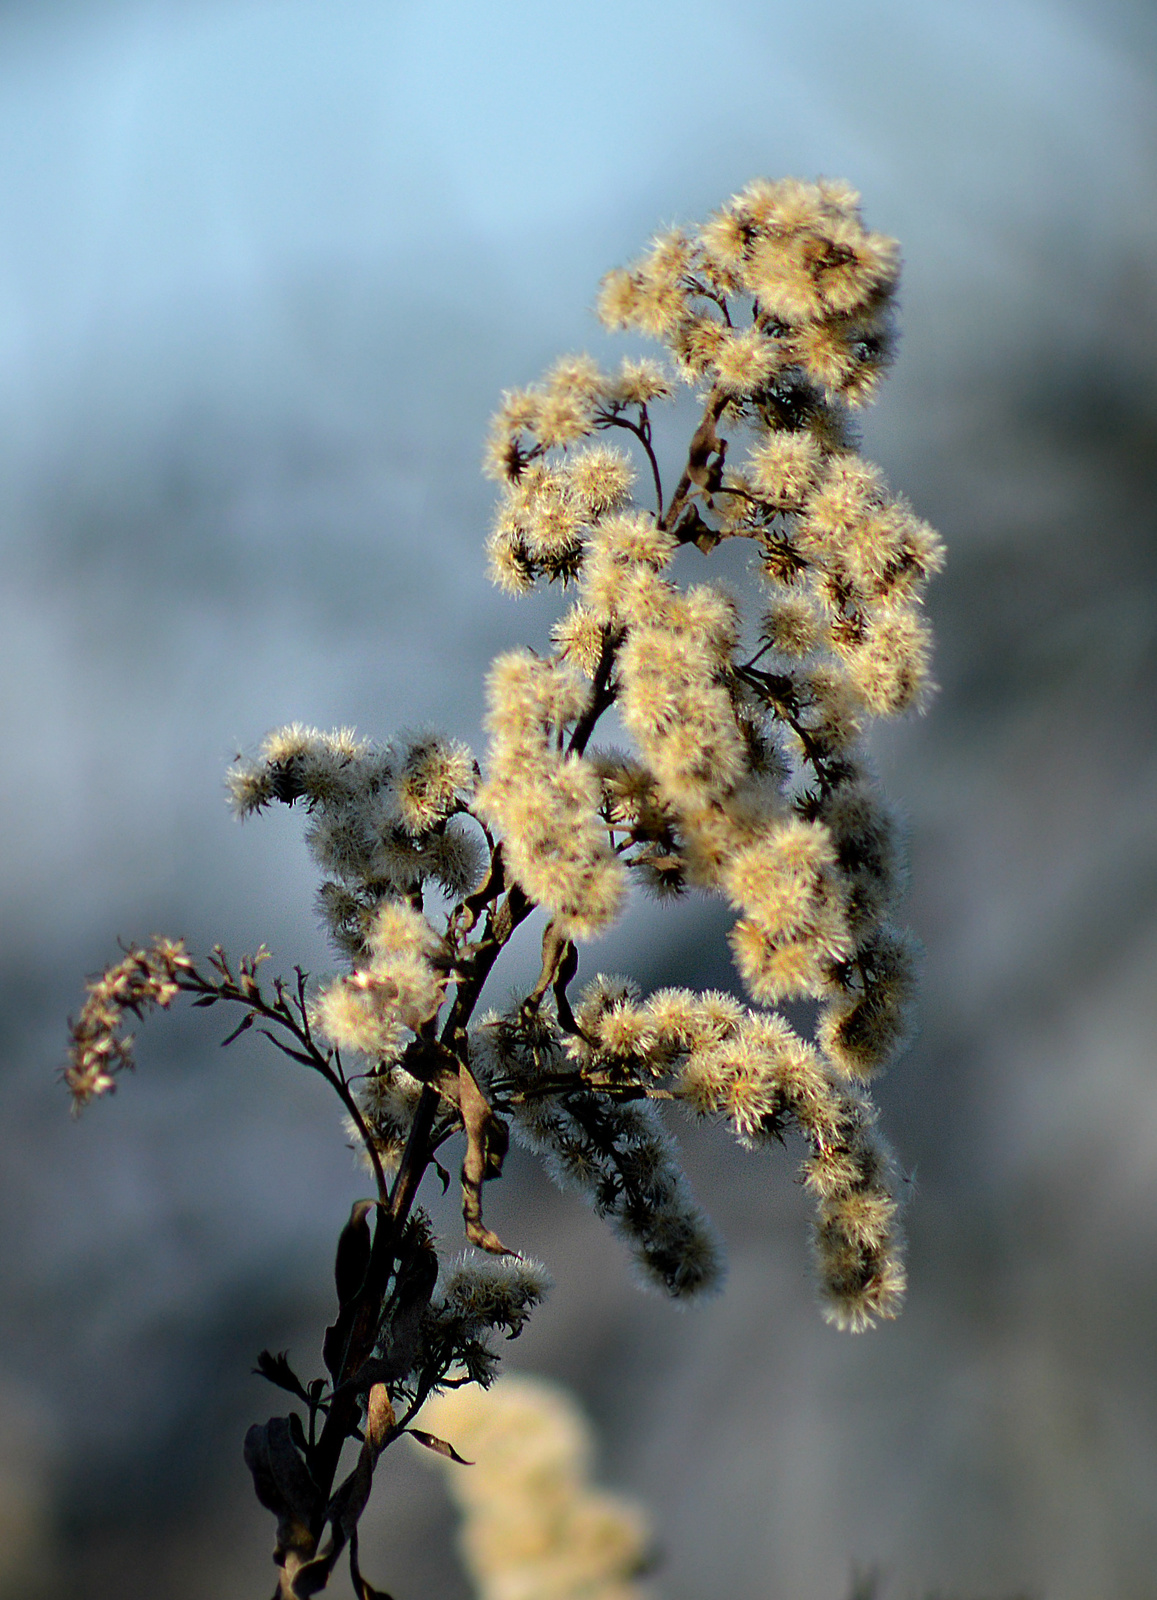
{"left": 568, "top": 626, "right": 620, "bottom": 758}
{"left": 735, "top": 662, "right": 843, "bottom": 795}
{"left": 597, "top": 408, "right": 665, "bottom": 520}
{"left": 176, "top": 961, "right": 393, "bottom": 1209}
{"left": 308, "top": 1080, "right": 442, "bottom": 1526}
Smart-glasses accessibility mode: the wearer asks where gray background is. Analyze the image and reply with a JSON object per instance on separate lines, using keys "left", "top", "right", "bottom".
{"left": 1, "top": 2, "right": 1155, "bottom": 1596}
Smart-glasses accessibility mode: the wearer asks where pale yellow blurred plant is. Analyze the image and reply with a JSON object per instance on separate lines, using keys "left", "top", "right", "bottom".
{"left": 66, "top": 178, "right": 942, "bottom": 1600}
{"left": 424, "top": 1375, "right": 654, "bottom": 1600}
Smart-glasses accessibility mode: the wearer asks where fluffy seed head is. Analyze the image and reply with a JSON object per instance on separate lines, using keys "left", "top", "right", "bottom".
{"left": 394, "top": 735, "right": 475, "bottom": 834}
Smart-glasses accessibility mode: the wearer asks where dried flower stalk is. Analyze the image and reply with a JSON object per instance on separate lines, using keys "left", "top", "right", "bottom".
{"left": 65, "top": 178, "right": 942, "bottom": 1600}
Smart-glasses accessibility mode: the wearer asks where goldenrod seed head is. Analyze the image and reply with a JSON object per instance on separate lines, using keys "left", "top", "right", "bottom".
{"left": 552, "top": 604, "right": 606, "bottom": 676}
{"left": 567, "top": 443, "right": 635, "bottom": 516}
{"left": 610, "top": 356, "right": 672, "bottom": 405}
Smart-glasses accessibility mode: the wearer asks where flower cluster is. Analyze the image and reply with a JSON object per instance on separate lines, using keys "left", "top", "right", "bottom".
{"left": 66, "top": 938, "right": 192, "bottom": 1108}
{"left": 313, "top": 900, "right": 446, "bottom": 1064}
{"left": 599, "top": 176, "right": 898, "bottom": 399}
{"left": 227, "top": 725, "right": 479, "bottom": 1167}
{"left": 467, "top": 177, "right": 941, "bottom": 1327}
{"left": 479, "top": 1006, "right": 724, "bottom": 1300}
{"left": 228, "top": 723, "right": 480, "bottom": 932}
{"left": 422, "top": 1253, "right": 553, "bottom": 1390}
{"left": 480, "top": 969, "right": 901, "bottom": 1328}
{"left": 472, "top": 653, "right": 626, "bottom": 939}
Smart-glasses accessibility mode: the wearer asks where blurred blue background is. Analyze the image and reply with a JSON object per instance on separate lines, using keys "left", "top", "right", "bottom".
{"left": 1, "top": 2, "right": 1155, "bottom": 1595}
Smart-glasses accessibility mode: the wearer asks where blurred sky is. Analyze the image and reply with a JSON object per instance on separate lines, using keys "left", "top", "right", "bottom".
{"left": 1, "top": 3, "right": 1155, "bottom": 1598}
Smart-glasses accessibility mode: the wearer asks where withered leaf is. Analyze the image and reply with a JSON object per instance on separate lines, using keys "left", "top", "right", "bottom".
{"left": 243, "top": 1416, "right": 320, "bottom": 1567}
{"left": 350, "top": 1529, "right": 396, "bottom": 1600}
{"left": 219, "top": 1011, "right": 255, "bottom": 1046}
{"left": 407, "top": 1428, "right": 472, "bottom": 1466}
{"left": 353, "top": 1582, "right": 395, "bottom": 1600}
{"left": 322, "top": 1317, "right": 348, "bottom": 1383}
{"left": 256, "top": 1030, "right": 318, "bottom": 1068}
{"left": 459, "top": 1063, "right": 512, "bottom": 1255}
{"left": 254, "top": 1350, "right": 312, "bottom": 1405}
{"left": 364, "top": 1382, "right": 396, "bottom": 1450}
{"left": 334, "top": 1199, "right": 376, "bottom": 1308}
{"left": 325, "top": 1391, "right": 398, "bottom": 1560}
{"left": 288, "top": 1545, "right": 343, "bottom": 1598}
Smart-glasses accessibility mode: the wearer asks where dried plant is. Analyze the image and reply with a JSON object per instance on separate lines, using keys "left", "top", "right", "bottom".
{"left": 65, "top": 178, "right": 943, "bottom": 1600}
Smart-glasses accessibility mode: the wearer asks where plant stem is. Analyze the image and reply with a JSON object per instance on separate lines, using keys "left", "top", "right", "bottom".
{"left": 308, "top": 1081, "right": 442, "bottom": 1529}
